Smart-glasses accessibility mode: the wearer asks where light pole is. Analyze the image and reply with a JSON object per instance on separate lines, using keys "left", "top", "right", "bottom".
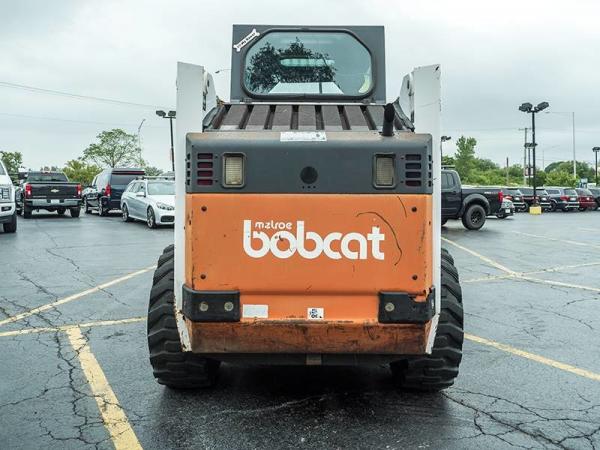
{"left": 137, "top": 118, "right": 146, "bottom": 152}
{"left": 441, "top": 135, "right": 451, "bottom": 160}
{"left": 156, "top": 110, "right": 176, "bottom": 172}
{"left": 519, "top": 127, "right": 528, "bottom": 185}
{"left": 519, "top": 101, "right": 549, "bottom": 206}
{"left": 593, "top": 147, "right": 600, "bottom": 186}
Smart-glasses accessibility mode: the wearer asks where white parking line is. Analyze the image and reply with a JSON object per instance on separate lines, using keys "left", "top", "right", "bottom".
{"left": 0, "top": 266, "right": 155, "bottom": 327}
{"left": 0, "top": 317, "right": 145, "bottom": 338}
{"left": 512, "top": 231, "right": 600, "bottom": 250}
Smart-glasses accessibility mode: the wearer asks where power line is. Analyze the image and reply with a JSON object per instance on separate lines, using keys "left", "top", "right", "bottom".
{"left": 0, "top": 81, "right": 171, "bottom": 109}
{"left": 0, "top": 112, "right": 166, "bottom": 128}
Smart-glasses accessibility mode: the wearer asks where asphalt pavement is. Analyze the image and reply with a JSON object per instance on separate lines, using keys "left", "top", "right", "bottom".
{"left": 1, "top": 209, "right": 599, "bottom": 449}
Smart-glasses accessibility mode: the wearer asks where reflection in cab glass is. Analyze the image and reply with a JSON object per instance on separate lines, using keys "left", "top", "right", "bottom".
{"left": 244, "top": 31, "right": 372, "bottom": 97}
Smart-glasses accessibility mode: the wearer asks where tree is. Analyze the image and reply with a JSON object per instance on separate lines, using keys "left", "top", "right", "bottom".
{"left": 545, "top": 160, "right": 594, "bottom": 180}
{"left": 0, "top": 151, "right": 23, "bottom": 175}
{"left": 63, "top": 158, "right": 102, "bottom": 186}
{"left": 441, "top": 155, "right": 455, "bottom": 167}
{"left": 454, "top": 136, "right": 477, "bottom": 181}
{"left": 143, "top": 166, "right": 163, "bottom": 177}
{"left": 546, "top": 171, "right": 576, "bottom": 187}
{"left": 83, "top": 129, "right": 142, "bottom": 168}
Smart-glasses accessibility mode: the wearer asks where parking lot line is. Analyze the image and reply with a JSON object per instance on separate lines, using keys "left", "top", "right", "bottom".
{"left": 442, "top": 237, "right": 517, "bottom": 275}
{"left": 66, "top": 327, "right": 143, "bottom": 450}
{"left": 463, "top": 260, "right": 600, "bottom": 283}
{"left": 512, "top": 231, "right": 600, "bottom": 250}
{"left": 0, "top": 266, "right": 155, "bottom": 327}
{"left": 0, "top": 317, "right": 145, "bottom": 338}
{"left": 465, "top": 333, "right": 600, "bottom": 382}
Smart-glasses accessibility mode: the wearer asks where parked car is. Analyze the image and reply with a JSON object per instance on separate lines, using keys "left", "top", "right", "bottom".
{"left": 441, "top": 170, "right": 503, "bottom": 230}
{"left": 545, "top": 187, "right": 580, "bottom": 211}
{"left": 575, "top": 188, "right": 596, "bottom": 211}
{"left": 496, "top": 198, "right": 515, "bottom": 219}
{"left": 588, "top": 187, "right": 600, "bottom": 210}
{"left": 518, "top": 187, "right": 551, "bottom": 211}
{"left": 83, "top": 168, "right": 145, "bottom": 216}
{"left": 15, "top": 171, "right": 81, "bottom": 218}
{"left": 0, "top": 160, "right": 17, "bottom": 233}
{"left": 120, "top": 177, "right": 175, "bottom": 228}
{"left": 504, "top": 187, "right": 527, "bottom": 212}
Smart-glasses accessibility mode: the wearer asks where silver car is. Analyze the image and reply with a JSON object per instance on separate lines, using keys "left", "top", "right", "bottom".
{"left": 120, "top": 177, "right": 175, "bottom": 228}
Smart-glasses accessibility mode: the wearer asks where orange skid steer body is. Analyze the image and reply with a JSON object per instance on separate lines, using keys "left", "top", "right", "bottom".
{"left": 181, "top": 128, "right": 435, "bottom": 361}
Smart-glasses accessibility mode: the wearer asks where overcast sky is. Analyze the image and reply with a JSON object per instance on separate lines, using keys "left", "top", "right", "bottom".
{"left": 1, "top": 0, "right": 599, "bottom": 172}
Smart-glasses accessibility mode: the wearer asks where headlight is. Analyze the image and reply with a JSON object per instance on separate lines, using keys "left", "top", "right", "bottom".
{"left": 156, "top": 202, "right": 174, "bottom": 211}
{"left": 0, "top": 184, "right": 12, "bottom": 203}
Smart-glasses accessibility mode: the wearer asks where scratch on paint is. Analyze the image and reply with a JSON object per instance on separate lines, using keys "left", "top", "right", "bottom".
{"left": 356, "top": 211, "right": 402, "bottom": 265}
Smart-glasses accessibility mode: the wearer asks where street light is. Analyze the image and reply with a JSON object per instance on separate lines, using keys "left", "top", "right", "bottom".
{"left": 593, "top": 147, "right": 600, "bottom": 186}
{"left": 519, "top": 101, "right": 549, "bottom": 207}
{"left": 440, "top": 135, "right": 451, "bottom": 160}
{"left": 156, "top": 110, "right": 176, "bottom": 172}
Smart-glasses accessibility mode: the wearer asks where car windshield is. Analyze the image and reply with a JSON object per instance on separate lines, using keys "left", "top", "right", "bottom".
{"left": 27, "top": 172, "right": 68, "bottom": 182}
{"left": 577, "top": 189, "right": 592, "bottom": 195}
{"left": 520, "top": 188, "right": 533, "bottom": 195}
{"left": 564, "top": 189, "right": 577, "bottom": 195}
{"left": 244, "top": 31, "right": 372, "bottom": 97}
{"left": 147, "top": 182, "right": 174, "bottom": 195}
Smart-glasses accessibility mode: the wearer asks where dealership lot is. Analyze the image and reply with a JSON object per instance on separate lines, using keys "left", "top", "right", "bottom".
{"left": 1, "top": 212, "right": 599, "bottom": 449}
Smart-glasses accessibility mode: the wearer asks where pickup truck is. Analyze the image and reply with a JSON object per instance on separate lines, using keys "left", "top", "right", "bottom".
{"left": 442, "top": 169, "right": 503, "bottom": 230}
{"left": 16, "top": 171, "right": 82, "bottom": 219}
{"left": 0, "top": 160, "right": 17, "bottom": 233}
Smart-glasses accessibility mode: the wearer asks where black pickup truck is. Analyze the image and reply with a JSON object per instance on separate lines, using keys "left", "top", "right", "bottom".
{"left": 442, "top": 169, "right": 503, "bottom": 230}
{"left": 16, "top": 171, "right": 82, "bottom": 218}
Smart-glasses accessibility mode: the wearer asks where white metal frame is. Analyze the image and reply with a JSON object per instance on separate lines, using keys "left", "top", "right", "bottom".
{"left": 174, "top": 62, "right": 216, "bottom": 350}
{"left": 406, "top": 65, "right": 442, "bottom": 353}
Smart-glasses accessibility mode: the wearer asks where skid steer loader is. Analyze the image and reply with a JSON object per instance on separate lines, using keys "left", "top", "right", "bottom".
{"left": 147, "top": 25, "right": 463, "bottom": 391}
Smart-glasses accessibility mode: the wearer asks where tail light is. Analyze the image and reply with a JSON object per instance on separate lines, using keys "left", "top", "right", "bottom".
{"left": 498, "top": 191, "right": 504, "bottom": 203}
{"left": 76, "top": 184, "right": 82, "bottom": 197}
{"left": 504, "top": 195, "right": 512, "bottom": 201}
{"left": 560, "top": 195, "right": 568, "bottom": 201}
{"left": 374, "top": 155, "right": 395, "bottom": 187}
{"left": 105, "top": 184, "right": 112, "bottom": 197}
{"left": 222, "top": 154, "right": 245, "bottom": 187}
{"left": 25, "top": 184, "right": 32, "bottom": 198}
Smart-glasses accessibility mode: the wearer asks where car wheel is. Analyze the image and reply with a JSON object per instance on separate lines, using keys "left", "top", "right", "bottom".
{"left": 549, "top": 201, "right": 556, "bottom": 212}
{"left": 84, "top": 198, "right": 91, "bottom": 214}
{"left": 461, "top": 204, "right": 486, "bottom": 230}
{"left": 3, "top": 212, "right": 17, "bottom": 233}
{"left": 23, "top": 205, "right": 32, "bottom": 219}
{"left": 122, "top": 204, "right": 132, "bottom": 222}
{"left": 147, "top": 245, "right": 220, "bottom": 388}
{"left": 98, "top": 202, "right": 107, "bottom": 217}
{"left": 70, "top": 207, "right": 80, "bottom": 218}
{"left": 57, "top": 208, "right": 66, "bottom": 216}
{"left": 147, "top": 207, "right": 157, "bottom": 229}
{"left": 390, "top": 251, "right": 463, "bottom": 391}
{"left": 579, "top": 207, "right": 586, "bottom": 212}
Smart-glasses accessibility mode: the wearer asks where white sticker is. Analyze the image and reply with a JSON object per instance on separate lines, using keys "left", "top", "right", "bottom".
{"left": 280, "top": 131, "right": 327, "bottom": 142}
{"left": 233, "top": 28, "right": 260, "bottom": 52}
{"left": 307, "top": 307, "right": 324, "bottom": 320}
{"left": 242, "top": 304, "right": 268, "bottom": 319}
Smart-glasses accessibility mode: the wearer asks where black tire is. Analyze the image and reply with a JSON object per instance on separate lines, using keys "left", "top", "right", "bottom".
{"left": 70, "top": 207, "right": 80, "bottom": 218}
{"left": 122, "top": 203, "right": 132, "bottom": 222}
{"left": 390, "top": 252, "right": 463, "bottom": 391}
{"left": 57, "top": 208, "right": 66, "bottom": 215}
{"left": 84, "top": 198, "right": 91, "bottom": 214}
{"left": 549, "top": 201, "right": 556, "bottom": 212}
{"left": 23, "top": 205, "right": 32, "bottom": 219}
{"left": 147, "top": 207, "right": 157, "bottom": 229}
{"left": 441, "top": 218, "right": 448, "bottom": 226}
{"left": 98, "top": 202, "right": 108, "bottom": 216}
{"left": 3, "top": 212, "right": 17, "bottom": 233}
{"left": 147, "top": 245, "right": 220, "bottom": 388}
{"left": 461, "top": 204, "right": 486, "bottom": 230}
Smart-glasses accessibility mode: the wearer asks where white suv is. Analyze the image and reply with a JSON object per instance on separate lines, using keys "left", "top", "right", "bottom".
{"left": 0, "top": 160, "right": 17, "bottom": 233}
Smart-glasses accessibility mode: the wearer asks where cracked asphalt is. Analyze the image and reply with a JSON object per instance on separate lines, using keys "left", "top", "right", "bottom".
{"left": 1, "top": 210, "right": 600, "bottom": 449}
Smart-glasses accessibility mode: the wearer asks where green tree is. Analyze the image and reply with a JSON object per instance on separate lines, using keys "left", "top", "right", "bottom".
{"left": 63, "top": 158, "right": 102, "bottom": 186}
{"left": 143, "top": 166, "right": 163, "bottom": 177}
{"left": 454, "top": 136, "right": 477, "bottom": 181}
{"left": 0, "top": 151, "right": 23, "bottom": 175}
{"left": 83, "top": 129, "right": 141, "bottom": 168}
{"left": 546, "top": 170, "right": 576, "bottom": 187}
{"left": 545, "top": 161, "right": 594, "bottom": 180}
{"left": 441, "top": 155, "right": 455, "bottom": 167}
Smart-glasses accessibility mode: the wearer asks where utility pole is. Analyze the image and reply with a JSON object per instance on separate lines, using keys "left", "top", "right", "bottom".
{"left": 156, "top": 110, "right": 176, "bottom": 172}
{"left": 572, "top": 112, "right": 576, "bottom": 179}
{"left": 594, "top": 147, "right": 600, "bottom": 186}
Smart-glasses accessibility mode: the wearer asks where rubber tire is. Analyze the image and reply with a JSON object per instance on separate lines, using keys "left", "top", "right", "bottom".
{"left": 147, "top": 207, "right": 157, "bottom": 229}
{"left": 23, "top": 205, "right": 32, "bottom": 219}
{"left": 84, "top": 199, "right": 91, "bottom": 214}
{"left": 147, "top": 245, "right": 220, "bottom": 388}
{"left": 122, "top": 203, "right": 132, "bottom": 222}
{"left": 461, "top": 204, "right": 486, "bottom": 230}
{"left": 549, "top": 201, "right": 556, "bottom": 212}
{"left": 57, "top": 208, "right": 66, "bottom": 215}
{"left": 441, "top": 218, "right": 448, "bottom": 226}
{"left": 3, "top": 212, "right": 17, "bottom": 233}
{"left": 98, "top": 201, "right": 108, "bottom": 217}
{"left": 70, "top": 207, "right": 80, "bottom": 218}
{"left": 390, "top": 251, "right": 463, "bottom": 391}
